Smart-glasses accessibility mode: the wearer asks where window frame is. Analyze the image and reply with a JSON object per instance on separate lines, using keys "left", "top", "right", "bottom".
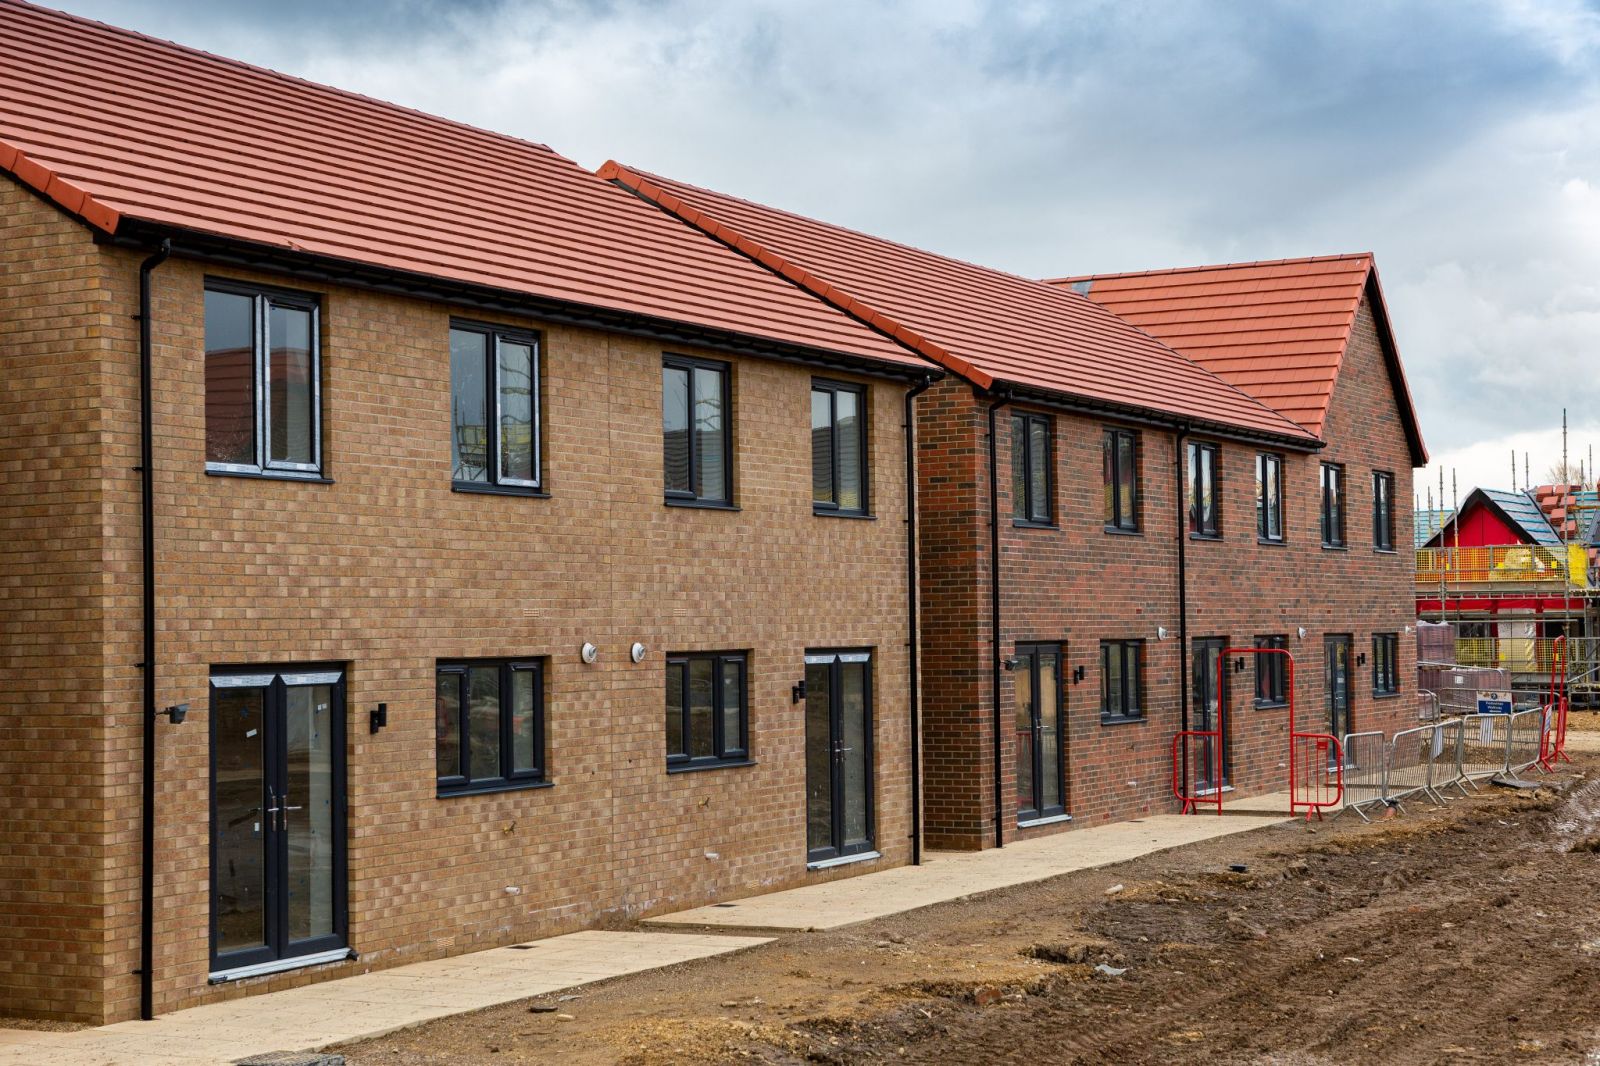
{"left": 435, "top": 658, "right": 548, "bottom": 797}
{"left": 811, "top": 379, "right": 870, "bottom": 517}
{"left": 1103, "top": 428, "right": 1140, "bottom": 533}
{"left": 1100, "top": 639, "right": 1146, "bottom": 724}
{"left": 664, "top": 651, "right": 751, "bottom": 771}
{"left": 1254, "top": 635, "right": 1289, "bottom": 707}
{"left": 662, "top": 354, "right": 734, "bottom": 508}
{"left": 1256, "top": 452, "right": 1284, "bottom": 543}
{"left": 1187, "top": 441, "right": 1221, "bottom": 539}
{"left": 448, "top": 320, "right": 543, "bottom": 495}
{"left": 204, "top": 278, "right": 324, "bottom": 480}
{"left": 1372, "top": 633, "right": 1401, "bottom": 696}
{"left": 1372, "top": 470, "right": 1396, "bottom": 551}
{"left": 1320, "top": 462, "right": 1347, "bottom": 548}
{"left": 1011, "top": 411, "right": 1055, "bottom": 527}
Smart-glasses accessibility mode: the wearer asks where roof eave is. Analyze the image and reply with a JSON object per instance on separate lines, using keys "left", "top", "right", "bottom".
{"left": 108, "top": 219, "right": 940, "bottom": 385}
{"left": 1361, "top": 265, "right": 1429, "bottom": 467}
{"left": 0, "top": 140, "right": 122, "bottom": 234}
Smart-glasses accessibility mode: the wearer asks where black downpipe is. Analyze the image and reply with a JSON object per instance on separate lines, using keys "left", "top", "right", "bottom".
{"left": 904, "top": 375, "right": 934, "bottom": 865}
{"left": 985, "top": 394, "right": 1009, "bottom": 849}
{"left": 138, "top": 239, "right": 171, "bottom": 1021}
{"left": 1174, "top": 425, "right": 1192, "bottom": 791}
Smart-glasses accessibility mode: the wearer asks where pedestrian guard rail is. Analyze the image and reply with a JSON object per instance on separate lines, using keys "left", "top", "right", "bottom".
{"left": 1339, "top": 707, "right": 1559, "bottom": 820}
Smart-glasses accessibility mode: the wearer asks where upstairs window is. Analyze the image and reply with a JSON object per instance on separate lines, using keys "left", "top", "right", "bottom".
{"left": 812, "top": 381, "right": 868, "bottom": 515}
{"left": 1187, "top": 441, "right": 1220, "bottom": 537}
{"left": 1103, "top": 428, "right": 1139, "bottom": 532}
{"left": 1256, "top": 453, "right": 1284, "bottom": 542}
{"left": 1321, "top": 463, "right": 1346, "bottom": 547}
{"left": 1011, "top": 412, "right": 1054, "bottom": 525}
{"left": 205, "top": 281, "right": 321, "bottom": 477}
{"left": 1372, "top": 470, "right": 1395, "bottom": 550}
{"left": 1255, "top": 635, "right": 1289, "bottom": 706}
{"left": 1373, "top": 633, "right": 1400, "bottom": 695}
{"left": 664, "top": 356, "right": 732, "bottom": 506}
{"left": 665, "top": 653, "right": 749, "bottom": 769}
{"left": 450, "top": 323, "right": 540, "bottom": 492}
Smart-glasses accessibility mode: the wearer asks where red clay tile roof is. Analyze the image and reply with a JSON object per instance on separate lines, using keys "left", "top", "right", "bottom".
{"left": 0, "top": 0, "right": 924, "bottom": 372}
{"left": 600, "top": 164, "right": 1319, "bottom": 446}
{"left": 1050, "top": 255, "right": 1427, "bottom": 463}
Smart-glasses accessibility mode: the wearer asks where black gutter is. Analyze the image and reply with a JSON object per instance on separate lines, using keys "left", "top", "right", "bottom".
{"left": 904, "top": 374, "right": 935, "bottom": 865}
{"left": 106, "top": 226, "right": 933, "bottom": 388}
{"left": 1174, "top": 423, "right": 1192, "bottom": 799}
{"left": 985, "top": 391, "right": 1011, "bottom": 850}
{"left": 138, "top": 238, "right": 171, "bottom": 1021}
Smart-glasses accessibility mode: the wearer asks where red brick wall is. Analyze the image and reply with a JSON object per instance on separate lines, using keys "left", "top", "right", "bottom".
{"left": 917, "top": 290, "right": 1418, "bottom": 847}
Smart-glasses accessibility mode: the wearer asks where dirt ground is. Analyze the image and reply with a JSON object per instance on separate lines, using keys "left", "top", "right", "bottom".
{"left": 341, "top": 757, "right": 1600, "bottom": 1066}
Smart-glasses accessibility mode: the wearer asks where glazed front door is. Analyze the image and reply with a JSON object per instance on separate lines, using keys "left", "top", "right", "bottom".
{"left": 1014, "top": 643, "right": 1066, "bottom": 821}
{"left": 1192, "top": 638, "right": 1231, "bottom": 791}
{"left": 211, "top": 668, "right": 346, "bottom": 976}
{"left": 804, "top": 651, "right": 874, "bottom": 864}
{"left": 1325, "top": 636, "right": 1352, "bottom": 740}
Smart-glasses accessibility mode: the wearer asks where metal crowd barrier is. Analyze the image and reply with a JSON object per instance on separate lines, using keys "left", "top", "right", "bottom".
{"left": 1340, "top": 731, "right": 1389, "bottom": 820}
{"left": 1506, "top": 709, "right": 1544, "bottom": 776}
{"left": 1457, "top": 713, "right": 1514, "bottom": 790}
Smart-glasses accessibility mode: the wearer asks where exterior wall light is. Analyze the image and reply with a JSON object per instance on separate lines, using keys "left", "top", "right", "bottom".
{"left": 631, "top": 642, "right": 647, "bottom": 663}
{"left": 580, "top": 643, "right": 599, "bottom": 664}
{"left": 160, "top": 703, "right": 188, "bottom": 724}
{"left": 1297, "top": 627, "right": 1308, "bottom": 639}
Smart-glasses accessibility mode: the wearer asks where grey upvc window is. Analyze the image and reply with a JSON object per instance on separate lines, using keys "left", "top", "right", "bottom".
{"left": 1373, "top": 633, "right": 1400, "bottom": 695}
{"left": 1187, "top": 442, "right": 1220, "bottom": 537}
{"left": 812, "top": 380, "right": 868, "bottom": 515}
{"left": 436, "top": 659, "right": 546, "bottom": 796}
{"left": 1321, "top": 463, "right": 1346, "bottom": 547}
{"left": 1101, "top": 640, "right": 1145, "bottom": 722}
{"left": 1012, "top": 412, "right": 1053, "bottom": 525}
{"left": 1256, "top": 453, "right": 1284, "bottom": 542}
{"left": 666, "top": 653, "right": 749, "bottom": 769}
{"left": 663, "top": 355, "right": 732, "bottom": 506}
{"left": 1255, "top": 635, "right": 1289, "bottom": 706}
{"left": 204, "top": 281, "right": 322, "bottom": 478}
{"left": 450, "top": 323, "right": 540, "bottom": 492}
{"left": 1104, "top": 428, "right": 1139, "bottom": 532}
{"left": 1373, "top": 470, "right": 1395, "bottom": 550}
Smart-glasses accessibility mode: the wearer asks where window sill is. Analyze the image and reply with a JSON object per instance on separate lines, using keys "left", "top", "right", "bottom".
{"left": 1321, "top": 544, "right": 1349, "bottom": 552}
{"left": 1017, "top": 812, "right": 1072, "bottom": 828}
{"left": 437, "top": 778, "right": 553, "bottom": 799}
{"left": 1100, "top": 714, "right": 1147, "bottom": 727}
{"left": 1257, "top": 537, "right": 1287, "bottom": 547}
{"left": 1373, "top": 548, "right": 1399, "bottom": 555}
{"left": 205, "top": 468, "right": 333, "bottom": 484}
{"left": 1371, "top": 691, "right": 1404, "bottom": 700}
{"left": 452, "top": 481, "right": 549, "bottom": 498}
{"left": 665, "top": 497, "right": 740, "bottom": 512}
{"left": 1189, "top": 533, "right": 1222, "bottom": 542}
{"left": 667, "top": 758, "right": 757, "bottom": 774}
{"left": 1255, "top": 699, "right": 1289, "bottom": 710}
{"left": 807, "top": 849, "right": 881, "bottom": 871}
{"left": 1103, "top": 525, "right": 1142, "bottom": 537}
{"left": 210, "top": 947, "right": 355, "bottom": 985}
{"left": 1012, "top": 519, "right": 1058, "bottom": 530}
{"left": 814, "top": 508, "right": 876, "bottom": 520}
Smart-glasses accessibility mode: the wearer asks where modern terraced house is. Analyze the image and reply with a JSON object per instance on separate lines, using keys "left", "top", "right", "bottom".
{"left": 0, "top": 0, "right": 1426, "bottom": 1025}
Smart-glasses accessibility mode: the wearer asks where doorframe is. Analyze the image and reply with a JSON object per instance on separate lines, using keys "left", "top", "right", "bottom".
{"left": 803, "top": 649, "right": 876, "bottom": 866}
{"left": 208, "top": 664, "right": 349, "bottom": 979}
{"left": 1192, "top": 636, "right": 1232, "bottom": 792}
{"left": 1324, "top": 634, "right": 1354, "bottom": 738}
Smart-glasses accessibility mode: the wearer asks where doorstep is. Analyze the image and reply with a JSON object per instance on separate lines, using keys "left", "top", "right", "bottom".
{"left": 0, "top": 931, "right": 772, "bottom": 1066}
{"left": 643, "top": 812, "right": 1289, "bottom": 934}
{"left": 1217, "top": 790, "right": 1298, "bottom": 816}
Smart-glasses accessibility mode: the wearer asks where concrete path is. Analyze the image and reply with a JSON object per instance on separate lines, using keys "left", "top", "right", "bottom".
{"left": 1219, "top": 789, "right": 1297, "bottom": 815}
{"left": 645, "top": 813, "right": 1287, "bottom": 933}
{"left": 1562, "top": 729, "right": 1600, "bottom": 753}
{"left": 0, "top": 931, "right": 770, "bottom": 1066}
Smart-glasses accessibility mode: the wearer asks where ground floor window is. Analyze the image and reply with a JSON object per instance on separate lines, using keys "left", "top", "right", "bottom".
{"left": 666, "top": 652, "right": 749, "bottom": 769}
{"left": 1255, "top": 635, "right": 1289, "bottom": 706}
{"left": 435, "top": 659, "right": 546, "bottom": 795}
{"left": 1101, "top": 640, "right": 1145, "bottom": 722}
{"left": 1372, "top": 633, "right": 1400, "bottom": 695}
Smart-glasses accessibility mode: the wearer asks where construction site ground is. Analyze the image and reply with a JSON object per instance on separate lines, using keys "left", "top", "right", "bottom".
{"left": 340, "top": 748, "right": 1600, "bottom": 1065}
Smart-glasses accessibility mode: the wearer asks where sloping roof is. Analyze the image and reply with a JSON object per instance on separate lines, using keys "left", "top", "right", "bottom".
{"left": 1049, "top": 255, "right": 1427, "bottom": 464}
{"left": 598, "top": 164, "right": 1320, "bottom": 447}
{"left": 1429, "top": 488, "right": 1562, "bottom": 548}
{"left": 1414, "top": 508, "right": 1449, "bottom": 548}
{"left": 0, "top": 0, "right": 924, "bottom": 373}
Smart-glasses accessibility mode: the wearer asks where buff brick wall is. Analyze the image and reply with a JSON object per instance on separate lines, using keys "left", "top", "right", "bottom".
{"left": 2, "top": 183, "right": 915, "bottom": 1021}
{"left": 918, "top": 293, "right": 1418, "bottom": 848}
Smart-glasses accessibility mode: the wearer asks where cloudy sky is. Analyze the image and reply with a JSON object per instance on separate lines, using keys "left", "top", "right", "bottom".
{"left": 49, "top": 0, "right": 1600, "bottom": 503}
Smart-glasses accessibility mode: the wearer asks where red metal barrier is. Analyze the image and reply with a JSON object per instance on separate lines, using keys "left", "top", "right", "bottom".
{"left": 1172, "top": 730, "right": 1222, "bottom": 815}
{"left": 1539, "top": 635, "right": 1570, "bottom": 772}
{"left": 1291, "top": 732, "right": 1344, "bottom": 820}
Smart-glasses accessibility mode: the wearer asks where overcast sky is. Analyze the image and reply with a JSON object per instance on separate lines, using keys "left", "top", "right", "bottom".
{"left": 49, "top": 0, "right": 1600, "bottom": 502}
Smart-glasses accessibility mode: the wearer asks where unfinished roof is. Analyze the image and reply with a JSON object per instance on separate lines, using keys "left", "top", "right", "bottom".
{"left": 0, "top": 0, "right": 924, "bottom": 373}
{"left": 1429, "top": 488, "right": 1562, "bottom": 548}
{"left": 599, "top": 164, "right": 1319, "bottom": 447}
{"left": 1051, "top": 255, "right": 1427, "bottom": 464}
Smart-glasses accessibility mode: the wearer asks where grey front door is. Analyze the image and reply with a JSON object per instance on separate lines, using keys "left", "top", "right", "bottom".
{"left": 804, "top": 651, "right": 874, "bottom": 863}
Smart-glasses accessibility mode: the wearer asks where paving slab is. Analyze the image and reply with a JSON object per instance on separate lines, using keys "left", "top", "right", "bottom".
{"left": 645, "top": 813, "right": 1288, "bottom": 933}
{"left": 1562, "top": 729, "right": 1600, "bottom": 753}
{"left": 0, "top": 930, "right": 770, "bottom": 1066}
{"left": 1219, "top": 789, "right": 1297, "bottom": 815}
